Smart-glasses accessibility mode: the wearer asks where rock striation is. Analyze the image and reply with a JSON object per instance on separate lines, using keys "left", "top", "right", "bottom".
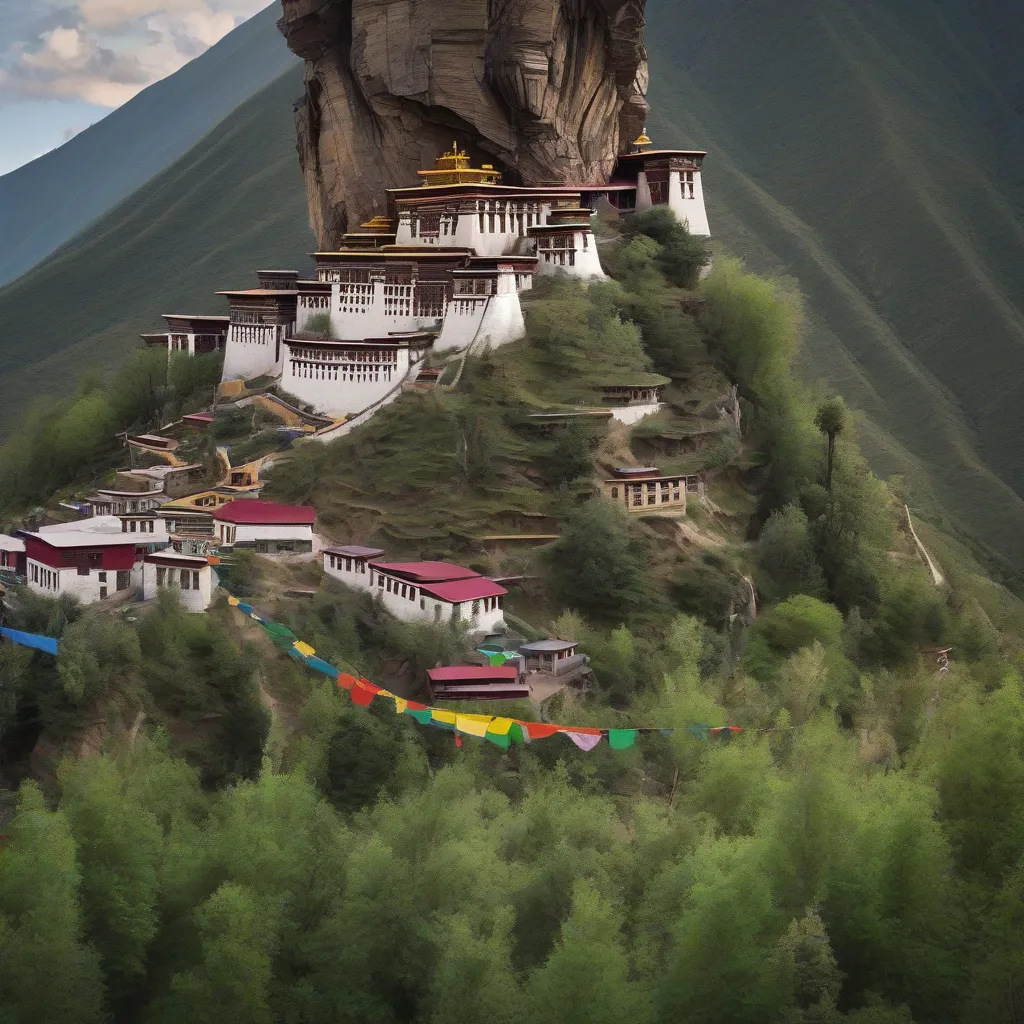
{"left": 278, "top": 0, "right": 649, "bottom": 249}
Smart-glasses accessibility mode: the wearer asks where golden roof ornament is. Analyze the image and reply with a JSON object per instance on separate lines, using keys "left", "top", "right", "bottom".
{"left": 632, "top": 127, "right": 653, "bottom": 151}
{"left": 417, "top": 142, "right": 503, "bottom": 187}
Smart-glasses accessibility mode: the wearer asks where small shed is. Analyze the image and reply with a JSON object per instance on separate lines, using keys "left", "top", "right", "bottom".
{"left": 519, "top": 639, "right": 586, "bottom": 677}
{"left": 426, "top": 665, "right": 529, "bottom": 702}
{"left": 142, "top": 553, "right": 213, "bottom": 612}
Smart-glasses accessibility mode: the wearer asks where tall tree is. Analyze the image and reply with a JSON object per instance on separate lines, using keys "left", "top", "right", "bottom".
{"left": 0, "top": 783, "right": 105, "bottom": 1024}
{"left": 814, "top": 397, "right": 847, "bottom": 493}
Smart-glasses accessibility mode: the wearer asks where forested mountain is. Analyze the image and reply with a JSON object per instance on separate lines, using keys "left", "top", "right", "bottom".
{"left": 645, "top": 0, "right": 1024, "bottom": 575}
{"left": 0, "top": 0, "right": 1022, "bottom": 579}
{"left": 0, "top": 65, "right": 313, "bottom": 437}
{"left": 0, "top": 3, "right": 300, "bottom": 288}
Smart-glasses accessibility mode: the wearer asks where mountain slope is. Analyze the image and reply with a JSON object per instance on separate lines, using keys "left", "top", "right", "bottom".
{"left": 645, "top": 0, "right": 1024, "bottom": 577}
{"left": 0, "top": 65, "right": 312, "bottom": 431}
{"left": 0, "top": 3, "right": 300, "bottom": 288}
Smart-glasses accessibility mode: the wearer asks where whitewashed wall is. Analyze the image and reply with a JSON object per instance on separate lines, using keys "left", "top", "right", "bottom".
{"left": 222, "top": 323, "right": 288, "bottom": 381}
{"left": 142, "top": 561, "right": 213, "bottom": 612}
{"left": 609, "top": 402, "right": 663, "bottom": 425}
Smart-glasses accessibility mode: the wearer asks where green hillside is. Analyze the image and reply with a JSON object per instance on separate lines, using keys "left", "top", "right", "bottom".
{"left": 0, "top": 65, "right": 313, "bottom": 435}
{"left": 0, "top": 4, "right": 300, "bottom": 288}
{"left": 645, "top": 0, "right": 1024, "bottom": 579}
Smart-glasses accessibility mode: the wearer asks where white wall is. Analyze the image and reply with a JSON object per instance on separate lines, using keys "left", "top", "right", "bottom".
{"left": 281, "top": 343, "right": 414, "bottom": 417}
{"left": 222, "top": 322, "right": 288, "bottom": 381}
{"left": 323, "top": 555, "right": 505, "bottom": 632}
{"left": 142, "top": 561, "right": 212, "bottom": 612}
{"left": 609, "top": 402, "right": 663, "bottom": 425}
{"left": 26, "top": 560, "right": 132, "bottom": 604}
{"left": 536, "top": 230, "right": 606, "bottom": 280}
{"left": 436, "top": 269, "right": 525, "bottom": 354}
{"left": 219, "top": 522, "right": 314, "bottom": 546}
{"left": 329, "top": 279, "right": 444, "bottom": 341}
{"left": 669, "top": 170, "right": 711, "bottom": 237}
{"left": 308, "top": 359, "right": 422, "bottom": 443}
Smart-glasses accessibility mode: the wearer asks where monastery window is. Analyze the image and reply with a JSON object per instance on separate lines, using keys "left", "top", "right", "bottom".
{"left": 180, "top": 569, "right": 191, "bottom": 590}
{"left": 649, "top": 179, "right": 667, "bottom": 205}
{"left": 417, "top": 212, "right": 441, "bottom": 237}
{"left": 611, "top": 487, "right": 618, "bottom": 500}
{"left": 409, "top": 587, "right": 416, "bottom": 602}
{"left": 420, "top": 598, "right": 426, "bottom": 610}
{"left": 156, "top": 567, "right": 166, "bottom": 587}
{"left": 631, "top": 486, "right": 643, "bottom": 508}
{"left": 683, "top": 171, "right": 695, "bottom": 198}
{"left": 98, "top": 571, "right": 107, "bottom": 583}
{"left": 472, "top": 600, "right": 480, "bottom": 618}
{"left": 673, "top": 486, "right": 681, "bottom": 502}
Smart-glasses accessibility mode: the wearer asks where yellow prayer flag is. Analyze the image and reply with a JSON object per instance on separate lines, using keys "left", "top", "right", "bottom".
{"left": 486, "top": 718, "right": 515, "bottom": 736}
{"left": 431, "top": 709, "right": 457, "bottom": 725}
{"left": 455, "top": 715, "right": 491, "bottom": 738}
{"left": 293, "top": 641, "right": 316, "bottom": 657}
{"left": 227, "top": 595, "right": 240, "bottom": 606}
{"left": 393, "top": 697, "right": 409, "bottom": 715}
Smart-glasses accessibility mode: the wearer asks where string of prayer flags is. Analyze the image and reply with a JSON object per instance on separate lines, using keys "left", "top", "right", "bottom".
{"left": 0, "top": 626, "right": 59, "bottom": 657}
{"left": 225, "top": 594, "right": 744, "bottom": 753}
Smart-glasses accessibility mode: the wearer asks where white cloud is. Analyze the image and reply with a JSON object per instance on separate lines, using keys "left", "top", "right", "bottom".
{"left": 0, "top": 0, "right": 269, "bottom": 108}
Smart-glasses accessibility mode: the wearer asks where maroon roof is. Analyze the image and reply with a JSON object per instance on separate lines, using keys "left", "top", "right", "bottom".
{"left": 427, "top": 666, "right": 519, "bottom": 682}
{"left": 213, "top": 500, "right": 316, "bottom": 525}
{"left": 419, "top": 578, "right": 508, "bottom": 603}
{"left": 325, "top": 545, "right": 385, "bottom": 558}
{"left": 183, "top": 413, "right": 214, "bottom": 423}
{"left": 371, "top": 560, "right": 479, "bottom": 583}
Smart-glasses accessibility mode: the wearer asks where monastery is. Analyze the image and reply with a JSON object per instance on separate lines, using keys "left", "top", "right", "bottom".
{"left": 141, "top": 132, "right": 710, "bottom": 425}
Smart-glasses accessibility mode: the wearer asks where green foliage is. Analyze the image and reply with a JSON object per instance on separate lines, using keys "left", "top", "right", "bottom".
{"left": 757, "top": 504, "right": 827, "bottom": 603}
{"left": 743, "top": 595, "right": 844, "bottom": 681}
{"left": 302, "top": 311, "right": 335, "bottom": 339}
{"left": 550, "top": 500, "right": 656, "bottom": 624}
{"left": 622, "top": 207, "right": 712, "bottom": 289}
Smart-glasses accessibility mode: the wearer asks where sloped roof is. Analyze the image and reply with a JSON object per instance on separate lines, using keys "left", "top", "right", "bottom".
{"left": 426, "top": 665, "right": 518, "bottom": 682}
{"left": 371, "top": 560, "right": 479, "bottom": 583}
{"left": 419, "top": 578, "right": 508, "bottom": 603}
{"left": 213, "top": 500, "right": 315, "bottom": 525}
{"left": 325, "top": 545, "right": 386, "bottom": 558}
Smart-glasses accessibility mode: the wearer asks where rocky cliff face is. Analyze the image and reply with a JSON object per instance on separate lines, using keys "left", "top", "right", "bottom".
{"left": 278, "top": 0, "right": 648, "bottom": 248}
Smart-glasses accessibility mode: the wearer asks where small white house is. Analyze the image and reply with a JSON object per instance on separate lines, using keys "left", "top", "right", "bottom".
{"left": 213, "top": 499, "right": 316, "bottom": 553}
{"left": 142, "top": 552, "right": 214, "bottom": 612}
{"left": 23, "top": 531, "right": 143, "bottom": 604}
{"left": 323, "top": 549, "right": 507, "bottom": 632}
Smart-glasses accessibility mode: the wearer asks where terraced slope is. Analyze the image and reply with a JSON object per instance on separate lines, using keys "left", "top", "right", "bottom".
{"left": 646, "top": 0, "right": 1024, "bottom": 577}
{"left": 0, "top": 65, "right": 313, "bottom": 433}
{"left": 0, "top": 3, "right": 300, "bottom": 287}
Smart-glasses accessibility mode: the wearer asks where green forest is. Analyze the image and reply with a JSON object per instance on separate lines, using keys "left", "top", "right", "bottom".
{"left": 2, "top": 212, "right": 1024, "bottom": 1023}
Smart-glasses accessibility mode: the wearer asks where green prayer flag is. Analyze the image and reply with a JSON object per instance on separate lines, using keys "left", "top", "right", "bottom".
{"left": 608, "top": 729, "right": 637, "bottom": 750}
{"left": 508, "top": 722, "right": 527, "bottom": 745}
{"left": 404, "top": 709, "right": 433, "bottom": 725}
{"left": 484, "top": 731, "right": 511, "bottom": 749}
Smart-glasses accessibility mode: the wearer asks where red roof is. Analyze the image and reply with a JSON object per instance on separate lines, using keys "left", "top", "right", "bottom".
{"left": 213, "top": 500, "right": 315, "bottom": 525}
{"left": 427, "top": 666, "right": 518, "bottom": 682}
{"left": 419, "top": 578, "right": 508, "bottom": 603}
{"left": 371, "top": 560, "right": 479, "bottom": 583}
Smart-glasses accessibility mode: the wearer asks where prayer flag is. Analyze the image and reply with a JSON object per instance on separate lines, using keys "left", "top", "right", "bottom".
{"left": 293, "top": 641, "right": 316, "bottom": 657}
{"left": 0, "top": 627, "right": 58, "bottom": 657}
{"left": 337, "top": 673, "right": 357, "bottom": 690}
{"left": 524, "top": 722, "right": 561, "bottom": 740}
{"left": 608, "top": 729, "right": 637, "bottom": 750}
{"left": 455, "top": 715, "right": 491, "bottom": 738}
{"left": 430, "top": 709, "right": 457, "bottom": 726}
{"left": 404, "top": 709, "right": 433, "bottom": 725}
{"left": 565, "top": 731, "right": 603, "bottom": 751}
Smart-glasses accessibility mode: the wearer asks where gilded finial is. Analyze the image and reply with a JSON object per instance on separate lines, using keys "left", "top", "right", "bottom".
{"left": 633, "top": 126, "right": 653, "bottom": 151}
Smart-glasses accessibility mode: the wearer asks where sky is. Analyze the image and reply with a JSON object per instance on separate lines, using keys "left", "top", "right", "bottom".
{"left": 0, "top": 0, "right": 269, "bottom": 175}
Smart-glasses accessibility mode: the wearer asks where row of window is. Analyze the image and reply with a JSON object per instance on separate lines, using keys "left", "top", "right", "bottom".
{"left": 30, "top": 563, "right": 59, "bottom": 591}
{"left": 300, "top": 295, "right": 331, "bottom": 310}
{"left": 289, "top": 363, "right": 392, "bottom": 383}
{"left": 230, "top": 324, "right": 277, "bottom": 344}
{"left": 328, "top": 554, "right": 368, "bottom": 573}
{"left": 155, "top": 567, "right": 201, "bottom": 590}
{"left": 121, "top": 519, "right": 157, "bottom": 534}
{"left": 289, "top": 348, "right": 399, "bottom": 364}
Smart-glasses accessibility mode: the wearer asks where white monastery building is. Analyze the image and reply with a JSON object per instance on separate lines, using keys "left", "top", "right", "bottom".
{"left": 323, "top": 547, "right": 507, "bottom": 632}
{"left": 142, "top": 552, "right": 214, "bottom": 613}
{"left": 22, "top": 531, "right": 145, "bottom": 604}
{"left": 140, "top": 131, "right": 709, "bottom": 427}
{"left": 213, "top": 499, "right": 315, "bottom": 553}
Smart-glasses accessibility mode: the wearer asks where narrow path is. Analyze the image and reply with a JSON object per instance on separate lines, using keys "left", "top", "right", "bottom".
{"left": 904, "top": 504, "right": 945, "bottom": 587}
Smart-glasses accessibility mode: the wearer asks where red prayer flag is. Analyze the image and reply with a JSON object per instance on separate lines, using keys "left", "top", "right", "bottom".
{"left": 351, "top": 680, "right": 381, "bottom": 707}
{"left": 337, "top": 673, "right": 357, "bottom": 690}
{"left": 406, "top": 700, "right": 428, "bottom": 711}
{"left": 524, "top": 722, "right": 562, "bottom": 740}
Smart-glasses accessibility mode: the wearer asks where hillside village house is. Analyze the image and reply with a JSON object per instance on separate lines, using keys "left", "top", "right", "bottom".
{"left": 23, "top": 531, "right": 144, "bottom": 603}
{"left": 519, "top": 639, "right": 587, "bottom": 677}
{"left": 426, "top": 665, "right": 530, "bottom": 702}
{"left": 0, "top": 535, "right": 26, "bottom": 578}
{"left": 86, "top": 488, "right": 165, "bottom": 517}
{"left": 140, "top": 314, "right": 229, "bottom": 357}
{"left": 142, "top": 552, "right": 214, "bottom": 613}
{"left": 598, "top": 373, "right": 670, "bottom": 424}
{"left": 323, "top": 547, "right": 506, "bottom": 631}
{"left": 214, "top": 499, "right": 316, "bottom": 553}
{"left": 601, "top": 466, "right": 701, "bottom": 514}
